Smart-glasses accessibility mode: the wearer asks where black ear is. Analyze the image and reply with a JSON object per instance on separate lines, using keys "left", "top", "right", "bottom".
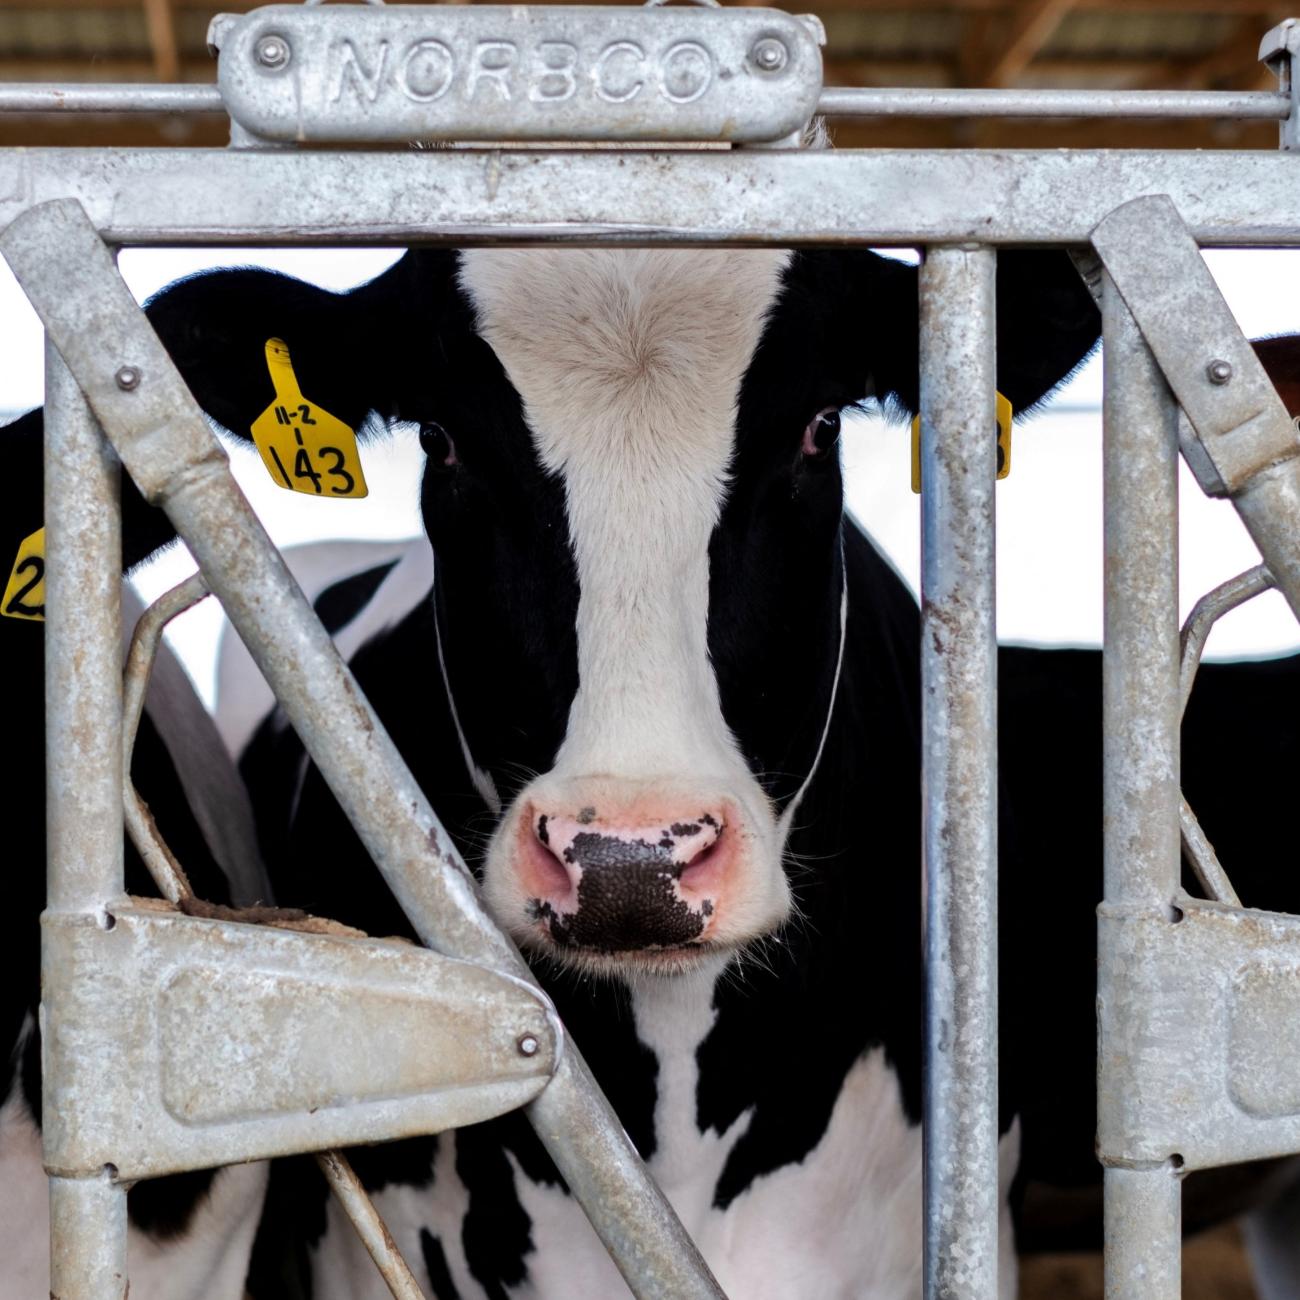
{"left": 789, "top": 247, "right": 1099, "bottom": 418}
{"left": 0, "top": 250, "right": 468, "bottom": 576}
{"left": 145, "top": 248, "right": 466, "bottom": 442}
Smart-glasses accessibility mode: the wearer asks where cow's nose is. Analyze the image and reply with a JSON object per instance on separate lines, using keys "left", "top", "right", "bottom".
{"left": 521, "top": 806, "right": 727, "bottom": 951}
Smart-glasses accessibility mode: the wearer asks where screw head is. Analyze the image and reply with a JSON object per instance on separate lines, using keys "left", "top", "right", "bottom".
{"left": 255, "top": 34, "right": 290, "bottom": 70}
{"left": 517, "top": 1033, "right": 540, "bottom": 1057}
{"left": 114, "top": 365, "right": 141, "bottom": 391}
{"left": 752, "top": 38, "right": 789, "bottom": 73}
{"left": 1206, "top": 358, "right": 1234, "bottom": 385}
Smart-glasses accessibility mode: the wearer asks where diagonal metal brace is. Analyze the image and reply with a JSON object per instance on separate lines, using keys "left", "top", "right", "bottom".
{"left": 1092, "top": 194, "right": 1300, "bottom": 624}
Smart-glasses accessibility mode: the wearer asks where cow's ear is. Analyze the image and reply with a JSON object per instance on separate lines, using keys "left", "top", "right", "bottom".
{"left": 144, "top": 248, "right": 465, "bottom": 444}
{"left": 797, "top": 248, "right": 1099, "bottom": 419}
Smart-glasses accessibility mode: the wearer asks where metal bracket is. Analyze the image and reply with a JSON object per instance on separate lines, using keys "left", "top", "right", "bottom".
{"left": 1091, "top": 194, "right": 1300, "bottom": 623}
{"left": 1098, "top": 897, "right": 1300, "bottom": 1171}
{"left": 42, "top": 905, "right": 558, "bottom": 1180}
{"left": 1260, "top": 18, "right": 1300, "bottom": 151}
{"left": 209, "top": 3, "right": 823, "bottom": 145}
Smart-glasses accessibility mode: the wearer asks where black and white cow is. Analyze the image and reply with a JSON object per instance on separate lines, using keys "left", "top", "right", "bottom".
{"left": 10, "top": 240, "right": 1300, "bottom": 1298}
{"left": 0, "top": 439, "right": 272, "bottom": 1298}
{"left": 143, "top": 242, "right": 1099, "bottom": 1299}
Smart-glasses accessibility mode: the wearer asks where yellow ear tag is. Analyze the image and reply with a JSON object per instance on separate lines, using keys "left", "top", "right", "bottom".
{"left": 911, "top": 392, "right": 1014, "bottom": 494}
{"left": 2, "top": 526, "right": 45, "bottom": 621}
{"left": 250, "top": 339, "right": 368, "bottom": 499}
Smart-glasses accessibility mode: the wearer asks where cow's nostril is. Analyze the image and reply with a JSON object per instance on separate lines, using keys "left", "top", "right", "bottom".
{"left": 529, "top": 812, "right": 575, "bottom": 897}
{"left": 519, "top": 806, "right": 730, "bottom": 952}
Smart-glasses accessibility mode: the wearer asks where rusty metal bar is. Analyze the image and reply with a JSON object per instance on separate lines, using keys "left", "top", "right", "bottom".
{"left": 316, "top": 1152, "right": 429, "bottom": 1300}
{"left": 122, "top": 571, "right": 210, "bottom": 903}
{"left": 44, "top": 341, "right": 130, "bottom": 1298}
{"left": 1175, "top": 563, "right": 1276, "bottom": 908}
{"left": 1097, "top": 275, "right": 1183, "bottom": 1300}
{"left": 919, "top": 244, "right": 1001, "bottom": 1300}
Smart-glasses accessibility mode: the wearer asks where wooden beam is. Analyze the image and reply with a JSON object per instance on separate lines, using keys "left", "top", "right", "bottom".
{"left": 1156, "top": 17, "right": 1271, "bottom": 90}
{"left": 141, "top": 0, "right": 180, "bottom": 83}
{"left": 980, "top": 0, "right": 1077, "bottom": 87}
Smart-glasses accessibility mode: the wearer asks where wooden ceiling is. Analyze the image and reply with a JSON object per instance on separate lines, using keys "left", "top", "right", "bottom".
{"left": 0, "top": 0, "right": 1290, "bottom": 149}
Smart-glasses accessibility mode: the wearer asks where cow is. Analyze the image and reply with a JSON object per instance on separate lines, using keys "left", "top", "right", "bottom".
{"left": 0, "top": 470, "right": 272, "bottom": 1299}
{"left": 8, "top": 240, "right": 1300, "bottom": 1298}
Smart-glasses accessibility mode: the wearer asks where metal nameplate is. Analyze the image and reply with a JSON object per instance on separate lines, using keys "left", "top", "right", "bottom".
{"left": 212, "top": 4, "right": 823, "bottom": 144}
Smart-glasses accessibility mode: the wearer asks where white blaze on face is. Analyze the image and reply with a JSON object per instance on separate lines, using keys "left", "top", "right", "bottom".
{"left": 458, "top": 248, "right": 794, "bottom": 949}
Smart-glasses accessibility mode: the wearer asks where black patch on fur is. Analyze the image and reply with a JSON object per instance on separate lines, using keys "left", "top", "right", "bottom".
{"left": 420, "top": 1229, "right": 463, "bottom": 1300}
{"left": 544, "top": 831, "right": 707, "bottom": 951}
{"left": 313, "top": 558, "right": 399, "bottom": 635}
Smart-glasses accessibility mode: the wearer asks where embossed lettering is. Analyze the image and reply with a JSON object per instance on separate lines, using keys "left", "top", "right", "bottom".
{"left": 329, "top": 38, "right": 390, "bottom": 105}
{"left": 594, "top": 41, "right": 645, "bottom": 104}
{"left": 529, "top": 41, "right": 578, "bottom": 103}
{"left": 467, "top": 41, "right": 518, "bottom": 101}
{"left": 396, "top": 39, "right": 454, "bottom": 103}
{"left": 660, "top": 41, "right": 713, "bottom": 105}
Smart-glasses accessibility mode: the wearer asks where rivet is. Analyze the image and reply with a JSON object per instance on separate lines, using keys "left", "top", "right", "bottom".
{"left": 752, "top": 38, "right": 788, "bottom": 73}
{"left": 255, "top": 34, "right": 290, "bottom": 70}
{"left": 517, "top": 1033, "right": 540, "bottom": 1057}
{"left": 1206, "top": 358, "right": 1233, "bottom": 385}
{"left": 114, "top": 365, "right": 141, "bottom": 391}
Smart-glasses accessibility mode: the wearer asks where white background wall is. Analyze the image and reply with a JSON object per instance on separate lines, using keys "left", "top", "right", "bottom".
{"left": 2, "top": 245, "right": 1298, "bottom": 707}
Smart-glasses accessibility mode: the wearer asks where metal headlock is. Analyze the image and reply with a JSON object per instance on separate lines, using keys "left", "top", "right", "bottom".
{"left": 7, "top": 4, "right": 1300, "bottom": 1297}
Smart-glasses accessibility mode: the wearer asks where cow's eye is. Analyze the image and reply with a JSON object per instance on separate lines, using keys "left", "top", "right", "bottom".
{"left": 419, "top": 422, "right": 458, "bottom": 469}
{"left": 801, "top": 408, "right": 841, "bottom": 459}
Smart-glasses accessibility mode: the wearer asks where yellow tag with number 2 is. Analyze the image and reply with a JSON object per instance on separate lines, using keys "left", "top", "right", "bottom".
{"left": 910, "top": 392, "right": 1013, "bottom": 494}
{"left": 2, "top": 526, "right": 45, "bottom": 622}
{"left": 250, "top": 339, "right": 368, "bottom": 499}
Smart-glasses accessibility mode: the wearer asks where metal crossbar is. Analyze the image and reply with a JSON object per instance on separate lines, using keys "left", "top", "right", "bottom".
{"left": 9, "top": 5, "right": 1300, "bottom": 1299}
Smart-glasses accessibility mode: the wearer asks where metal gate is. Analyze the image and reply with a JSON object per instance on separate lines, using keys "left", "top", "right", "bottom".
{"left": 6, "top": 5, "right": 1300, "bottom": 1297}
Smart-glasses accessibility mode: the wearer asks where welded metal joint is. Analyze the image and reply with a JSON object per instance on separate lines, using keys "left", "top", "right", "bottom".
{"left": 1260, "top": 18, "right": 1300, "bottom": 151}
{"left": 1092, "top": 194, "right": 1300, "bottom": 624}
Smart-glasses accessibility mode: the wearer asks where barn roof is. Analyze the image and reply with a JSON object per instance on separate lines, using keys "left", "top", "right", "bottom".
{"left": 0, "top": 0, "right": 1286, "bottom": 149}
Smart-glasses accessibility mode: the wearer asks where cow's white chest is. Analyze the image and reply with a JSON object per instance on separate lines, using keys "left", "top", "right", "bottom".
{"left": 318, "top": 970, "right": 1001, "bottom": 1300}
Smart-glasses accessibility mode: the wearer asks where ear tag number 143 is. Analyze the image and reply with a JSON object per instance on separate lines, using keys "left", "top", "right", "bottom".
{"left": 251, "top": 339, "right": 368, "bottom": 499}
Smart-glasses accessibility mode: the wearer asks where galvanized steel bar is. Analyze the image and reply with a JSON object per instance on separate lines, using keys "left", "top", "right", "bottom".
{"left": 1093, "top": 195, "right": 1300, "bottom": 624}
{"left": 6, "top": 149, "right": 1300, "bottom": 248}
{"left": 316, "top": 1152, "right": 429, "bottom": 1300}
{"left": 817, "top": 86, "right": 1290, "bottom": 121}
{"left": 1098, "top": 276, "right": 1182, "bottom": 1300}
{"left": 919, "top": 245, "right": 1000, "bottom": 1300}
{"left": 44, "top": 341, "right": 130, "bottom": 1297}
{"left": 1104, "top": 1166, "right": 1182, "bottom": 1300}
{"left": 0, "top": 84, "right": 225, "bottom": 114}
{"left": 4, "top": 198, "right": 723, "bottom": 1300}
{"left": 0, "top": 83, "right": 1289, "bottom": 123}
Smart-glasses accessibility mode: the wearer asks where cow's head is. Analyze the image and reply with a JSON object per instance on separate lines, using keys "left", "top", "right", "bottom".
{"left": 150, "top": 242, "right": 1097, "bottom": 972}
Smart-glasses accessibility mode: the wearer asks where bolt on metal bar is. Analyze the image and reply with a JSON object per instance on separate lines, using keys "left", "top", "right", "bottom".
{"left": 817, "top": 87, "right": 1290, "bottom": 121}
{"left": 1098, "top": 276, "right": 1183, "bottom": 1300}
{"left": 44, "top": 341, "right": 130, "bottom": 1298}
{"left": 919, "top": 244, "right": 1000, "bottom": 1300}
{"left": 316, "top": 1152, "right": 428, "bottom": 1300}
{"left": 3, "top": 198, "right": 724, "bottom": 1300}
